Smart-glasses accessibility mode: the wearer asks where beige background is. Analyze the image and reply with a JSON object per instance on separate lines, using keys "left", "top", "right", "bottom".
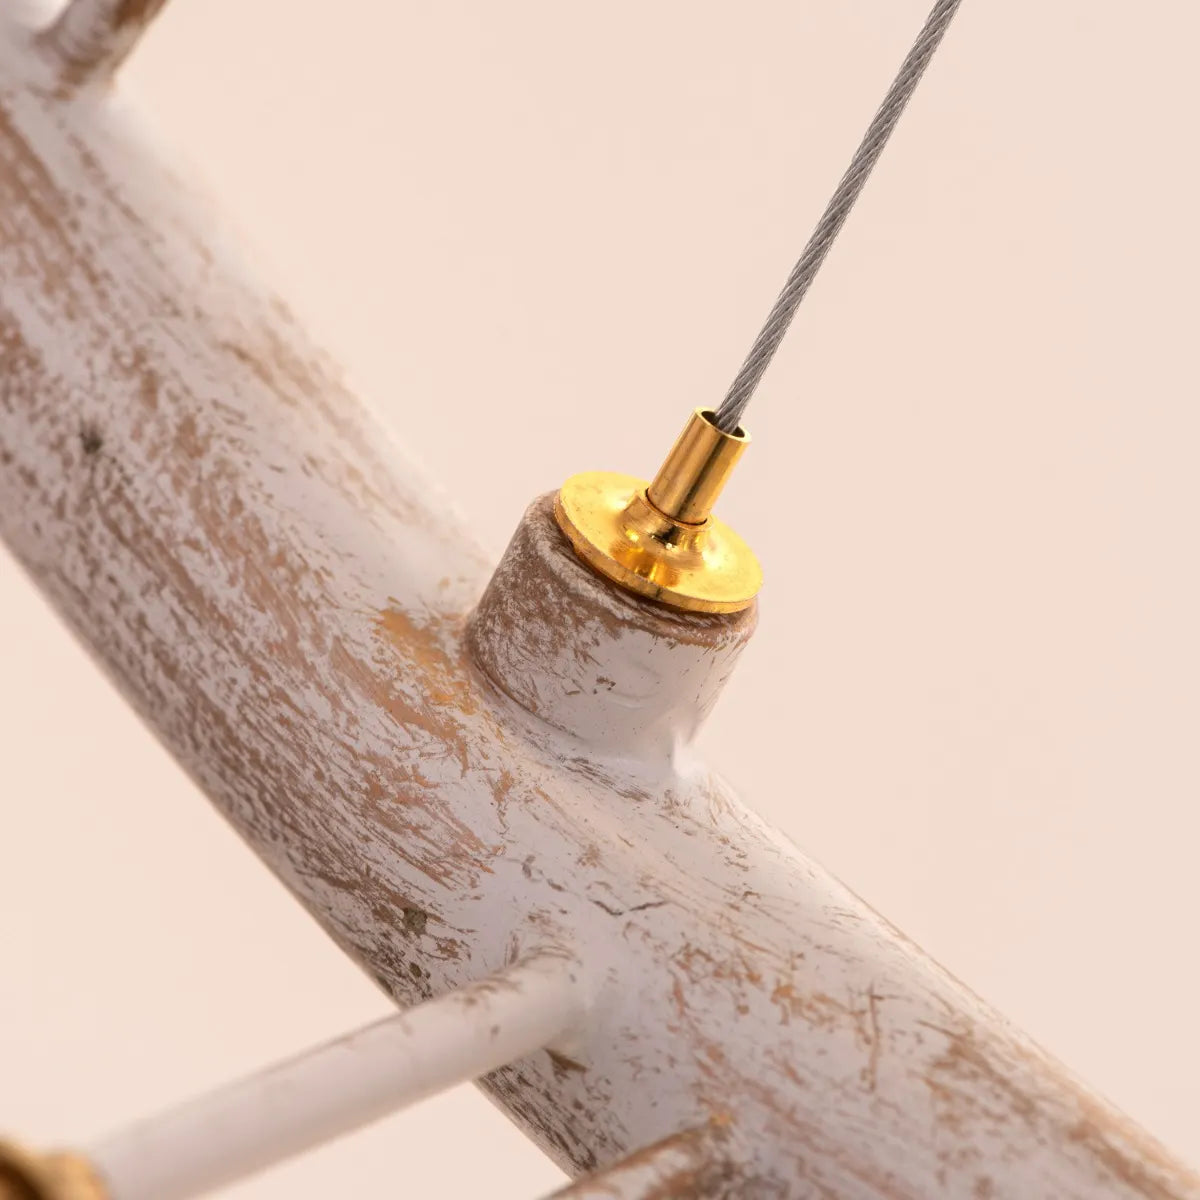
{"left": 3, "top": 0, "right": 1199, "bottom": 1194}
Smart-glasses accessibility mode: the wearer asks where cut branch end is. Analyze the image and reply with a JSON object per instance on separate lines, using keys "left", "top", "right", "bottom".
{"left": 38, "top": 0, "right": 169, "bottom": 86}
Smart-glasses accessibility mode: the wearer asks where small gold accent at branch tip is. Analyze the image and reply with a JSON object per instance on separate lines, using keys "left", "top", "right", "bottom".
{"left": 0, "top": 1140, "right": 108, "bottom": 1200}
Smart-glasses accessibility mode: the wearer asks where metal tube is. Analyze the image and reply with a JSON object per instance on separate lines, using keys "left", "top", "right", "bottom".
{"left": 646, "top": 409, "right": 748, "bottom": 526}
{"left": 88, "top": 953, "right": 582, "bottom": 1200}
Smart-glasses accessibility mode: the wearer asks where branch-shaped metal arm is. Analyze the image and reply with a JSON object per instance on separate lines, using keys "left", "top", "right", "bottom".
{"left": 1, "top": 12, "right": 1198, "bottom": 1200}
{"left": 38, "top": 0, "right": 169, "bottom": 85}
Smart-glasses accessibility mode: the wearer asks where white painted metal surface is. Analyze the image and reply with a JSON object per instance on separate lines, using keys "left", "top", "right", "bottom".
{"left": 88, "top": 953, "right": 583, "bottom": 1200}
{"left": 0, "top": 6, "right": 1198, "bottom": 1198}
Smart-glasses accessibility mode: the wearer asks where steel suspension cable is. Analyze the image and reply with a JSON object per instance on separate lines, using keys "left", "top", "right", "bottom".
{"left": 713, "top": 0, "right": 964, "bottom": 433}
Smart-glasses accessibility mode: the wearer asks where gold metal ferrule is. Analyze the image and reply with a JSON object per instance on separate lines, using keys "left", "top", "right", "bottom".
{"left": 553, "top": 409, "right": 762, "bottom": 613}
{"left": 646, "top": 408, "right": 748, "bottom": 524}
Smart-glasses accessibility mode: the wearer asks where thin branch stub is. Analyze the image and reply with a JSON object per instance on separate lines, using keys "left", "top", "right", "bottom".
{"left": 38, "top": 0, "right": 170, "bottom": 86}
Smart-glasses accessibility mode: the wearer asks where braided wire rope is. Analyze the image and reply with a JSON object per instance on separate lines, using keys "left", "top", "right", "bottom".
{"left": 713, "top": 0, "right": 964, "bottom": 433}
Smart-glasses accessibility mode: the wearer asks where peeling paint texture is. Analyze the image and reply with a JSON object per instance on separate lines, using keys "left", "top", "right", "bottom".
{"left": 0, "top": 11, "right": 1197, "bottom": 1198}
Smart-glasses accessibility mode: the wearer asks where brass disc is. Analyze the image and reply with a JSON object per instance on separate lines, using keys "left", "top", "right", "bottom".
{"left": 554, "top": 472, "right": 762, "bottom": 614}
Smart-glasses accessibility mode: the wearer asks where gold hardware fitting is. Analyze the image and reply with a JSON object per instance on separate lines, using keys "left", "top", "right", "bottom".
{"left": 0, "top": 1141, "right": 107, "bottom": 1200}
{"left": 554, "top": 408, "right": 762, "bottom": 613}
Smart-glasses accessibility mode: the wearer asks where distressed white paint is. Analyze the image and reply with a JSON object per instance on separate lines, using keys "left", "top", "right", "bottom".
{"left": 0, "top": 9, "right": 1197, "bottom": 1199}
{"left": 545, "top": 1127, "right": 735, "bottom": 1199}
{"left": 467, "top": 496, "right": 757, "bottom": 762}
{"left": 89, "top": 952, "right": 583, "bottom": 1200}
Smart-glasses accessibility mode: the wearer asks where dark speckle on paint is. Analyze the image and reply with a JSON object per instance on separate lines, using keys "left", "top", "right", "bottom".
{"left": 547, "top": 1049, "right": 587, "bottom": 1080}
{"left": 80, "top": 424, "right": 103, "bottom": 456}
{"left": 402, "top": 906, "right": 428, "bottom": 936}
